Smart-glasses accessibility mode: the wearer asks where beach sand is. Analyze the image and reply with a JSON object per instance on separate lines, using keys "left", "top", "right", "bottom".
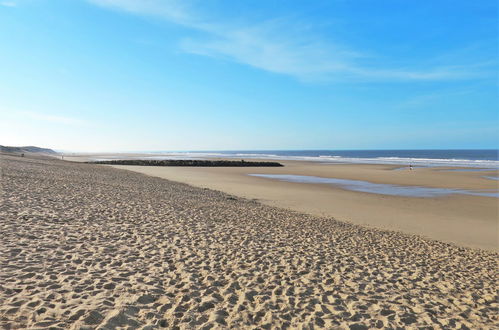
{"left": 111, "top": 160, "right": 499, "bottom": 251}
{"left": 1, "top": 155, "right": 497, "bottom": 329}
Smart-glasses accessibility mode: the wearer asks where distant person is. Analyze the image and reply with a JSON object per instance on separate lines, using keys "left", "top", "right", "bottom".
{"left": 409, "top": 164, "right": 413, "bottom": 170}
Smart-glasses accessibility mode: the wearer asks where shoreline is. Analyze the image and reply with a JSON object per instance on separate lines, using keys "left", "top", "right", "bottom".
{"left": 109, "top": 160, "right": 498, "bottom": 251}
{"left": 1, "top": 155, "right": 497, "bottom": 329}
{"left": 62, "top": 150, "right": 499, "bottom": 169}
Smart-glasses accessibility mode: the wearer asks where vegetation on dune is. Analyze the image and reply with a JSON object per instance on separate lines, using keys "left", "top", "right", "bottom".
{"left": 0, "top": 145, "right": 57, "bottom": 155}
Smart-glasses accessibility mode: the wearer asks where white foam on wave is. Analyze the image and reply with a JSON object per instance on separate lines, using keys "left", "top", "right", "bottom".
{"left": 91, "top": 152, "right": 499, "bottom": 168}
{"left": 208, "top": 153, "right": 498, "bottom": 168}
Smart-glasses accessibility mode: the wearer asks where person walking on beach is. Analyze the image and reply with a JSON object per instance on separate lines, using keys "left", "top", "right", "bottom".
{"left": 409, "top": 164, "right": 413, "bottom": 170}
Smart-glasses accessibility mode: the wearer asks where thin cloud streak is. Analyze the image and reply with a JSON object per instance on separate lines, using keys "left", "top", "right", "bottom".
{"left": 88, "top": 0, "right": 495, "bottom": 82}
{"left": 22, "top": 111, "right": 90, "bottom": 126}
{"left": 1, "top": 1, "right": 16, "bottom": 7}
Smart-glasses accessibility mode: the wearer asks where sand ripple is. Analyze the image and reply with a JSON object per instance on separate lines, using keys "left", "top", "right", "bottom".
{"left": 0, "top": 156, "right": 497, "bottom": 329}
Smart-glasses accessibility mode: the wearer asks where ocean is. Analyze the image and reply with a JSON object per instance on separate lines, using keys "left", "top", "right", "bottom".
{"left": 145, "top": 149, "right": 499, "bottom": 168}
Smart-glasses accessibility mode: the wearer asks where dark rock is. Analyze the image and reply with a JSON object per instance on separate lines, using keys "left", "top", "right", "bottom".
{"left": 88, "top": 159, "right": 284, "bottom": 167}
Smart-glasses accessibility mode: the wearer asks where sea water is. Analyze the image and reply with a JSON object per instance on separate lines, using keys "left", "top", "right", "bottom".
{"left": 143, "top": 149, "right": 499, "bottom": 168}
{"left": 249, "top": 174, "right": 499, "bottom": 198}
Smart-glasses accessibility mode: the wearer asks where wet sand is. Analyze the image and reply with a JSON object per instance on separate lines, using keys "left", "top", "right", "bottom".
{"left": 1, "top": 155, "right": 497, "bottom": 329}
{"left": 111, "top": 161, "right": 499, "bottom": 251}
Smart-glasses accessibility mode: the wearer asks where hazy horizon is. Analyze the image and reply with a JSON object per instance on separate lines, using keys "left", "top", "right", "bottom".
{"left": 26, "top": 147, "right": 499, "bottom": 154}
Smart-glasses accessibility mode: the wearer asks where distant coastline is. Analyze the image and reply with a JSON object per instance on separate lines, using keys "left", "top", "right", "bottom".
{"left": 0, "top": 145, "right": 57, "bottom": 155}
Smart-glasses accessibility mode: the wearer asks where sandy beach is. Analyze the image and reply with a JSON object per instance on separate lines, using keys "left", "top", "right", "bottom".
{"left": 109, "top": 159, "right": 499, "bottom": 251}
{"left": 1, "top": 154, "right": 497, "bottom": 329}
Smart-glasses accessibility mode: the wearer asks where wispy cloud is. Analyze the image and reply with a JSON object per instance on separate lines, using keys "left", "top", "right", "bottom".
{"left": 1, "top": 1, "right": 16, "bottom": 7}
{"left": 395, "top": 88, "right": 476, "bottom": 110}
{"left": 87, "top": 0, "right": 495, "bottom": 82}
{"left": 179, "top": 18, "right": 365, "bottom": 80}
{"left": 22, "top": 111, "right": 89, "bottom": 126}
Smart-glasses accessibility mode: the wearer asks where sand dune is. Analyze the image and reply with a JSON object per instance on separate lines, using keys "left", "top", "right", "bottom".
{"left": 0, "top": 155, "right": 497, "bottom": 329}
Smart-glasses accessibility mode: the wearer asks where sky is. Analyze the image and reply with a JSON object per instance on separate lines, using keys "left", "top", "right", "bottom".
{"left": 0, "top": 0, "right": 497, "bottom": 152}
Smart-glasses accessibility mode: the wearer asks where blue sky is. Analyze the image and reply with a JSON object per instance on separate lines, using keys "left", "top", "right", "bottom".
{"left": 0, "top": 0, "right": 497, "bottom": 151}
